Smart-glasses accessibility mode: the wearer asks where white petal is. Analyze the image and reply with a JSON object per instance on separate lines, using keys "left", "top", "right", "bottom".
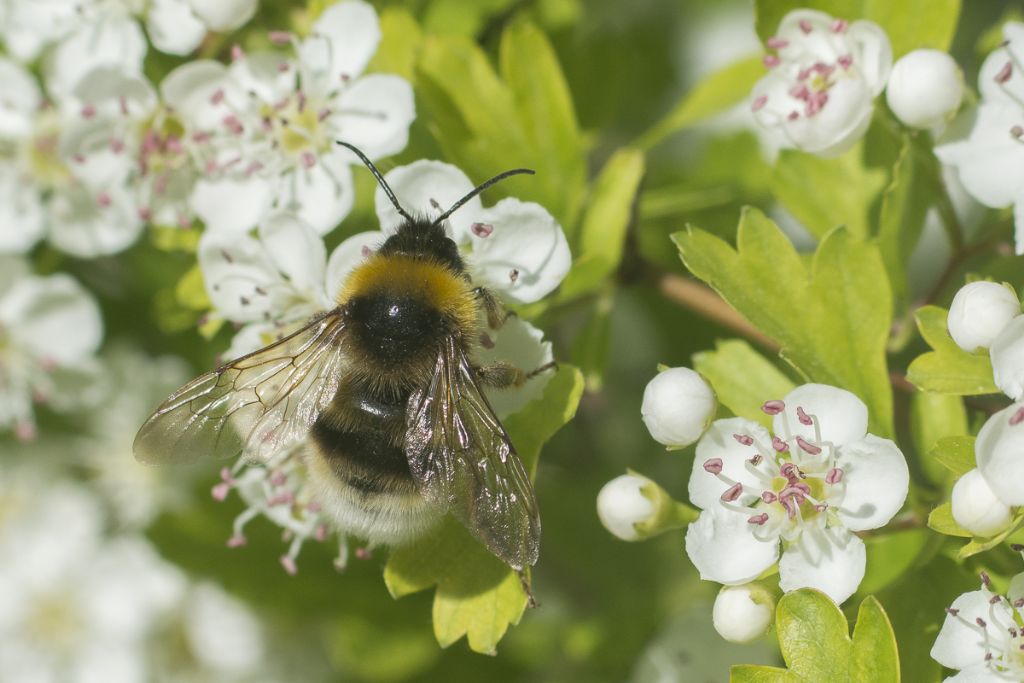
{"left": 333, "top": 74, "right": 415, "bottom": 160}
{"left": 324, "top": 230, "right": 385, "bottom": 303}
{"left": 947, "top": 281, "right": 1020, "bottom": 352}
{"left": 191, "top": 176, "right": 274, "bottom": 235}
{"left": 688, "top": 417, "right": 773, "bottom": 510}
{"left": 951, "top": 468, "right": 1013, "bottom": 537}
{"left": 198, "top": 231, "right": 280, "bottom": 323}
{"left": 160, "top": 61, "right": 243, "bottom": 131}
{"left": 468, "top": 198, "right": 571, "bottom": 304}
{"left": 257, "top": 212, "right": 327, "bottom": 300}
{"left": 846, "top": 19, "right": 893, "bottom": 95}
{"left": 978, "top": 33, "right": 1024, "bottom": 106}
{"left": 60, "top": 119, "right": 136, "bottom": 191}
{"left": 885, "top": 49, "right": 963, "bottom": 129}
{"left": 0, "top": 0, "right": 80, "bottom": 62}
{"left": 47, "top": 184, "right": 144, "bottom": 257}
{"left": 773, "top": 383, "right": 868, "bottom": 446}
{"left": 684, "top": 507, "right": 780, "bottom": 585}
{"left": 224, "top": 323, "right": 273, "bottom": 360}
{"left": 990, "top": 316, "right": 1024, "bottom": 401}
{"left": 301, "top": 0, "right": 380, "bottom": 82}
{"left": 0, "top": 170, "right": 45, "bottom": 253}
{"left": 778, "top": 527, "right": 865, "bottom": 604}
{"left": 936, "top": 103, "right": 1024, "bottom": 209}
{"left": 0, "top": 273, "right": 102, "bottom": 364}
{"left": 597, "top": 474, "right": 656, "bottom": 542}
{"left": 975, "top": 402, "right": 1024, "bottom": 506}
{"left": 146, "top": 0, "right": 206, "bottom": 56}
{"left": 775, "top": 10, "right": 843, "bottom": 62}
{"left": 833, "top": 435, "right": 909, "bottom": 531}
{"left": 282, "top": 150, "right": 355, "bottom": 235}
{"left": 712, "top": 584, "right": 774, "bottom": 643}
{"left": 474, "top": 317, "right": 554, "bottom": 418}
{"left": 45, "top": 17, "right": 147, "bottom": 100}
{"left": 374, "top": 160, "right": 477, "bottom": 238}
{"left": 0, "top": 58, "right": 41, "bottom": 139}
{"left": 944, "top": 667, "right": 1015, "bottom": 683}
{"left": 228, "top": 52, "right": 296, "bottom": 105}
{"left": 930, "top": 589, "right": 1013, "bottom": 670}
{"left": 188, "top": 0, "right": 257, "bottom": 31}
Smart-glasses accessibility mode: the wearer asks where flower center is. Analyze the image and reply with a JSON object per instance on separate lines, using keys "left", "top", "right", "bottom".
{"left": 25, "top": 113, "right": 72, "bottom": 190}
{"left": 264, "top": 92, "right": 332, "bottom": 160}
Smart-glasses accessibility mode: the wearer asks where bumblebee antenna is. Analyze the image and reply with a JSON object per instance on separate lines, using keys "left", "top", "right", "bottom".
{"left": 335, "top": 140, "right": 415, "bottom": 224}
{"left": 432, "top": 167, "right": 535, "bottom": 227}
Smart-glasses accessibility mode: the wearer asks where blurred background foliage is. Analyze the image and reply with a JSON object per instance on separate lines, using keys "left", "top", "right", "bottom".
{"left": 13, "top": 0, "right": 1024, "bottom": 680}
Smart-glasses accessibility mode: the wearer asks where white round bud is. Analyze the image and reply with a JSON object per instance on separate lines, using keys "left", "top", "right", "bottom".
{"left": 947, "top": 281, "right": 1020, "bottom": 353}
{"left": 712, "top": 584, "right": 774, "bottom": 643}
{"left": 597, "top": 474, "right": 655, "bottom": 541}
{"left": 951, "top": 468, "right": 1012, "bottom": 537}
{"left": 886, "top": 49, "right": 964, "bottom": 129}
{"left": 641, "top": 367, "right": 716, "bottom": 448}
{"left": 991, "top": 316, "right": 1024, "bottom": 401}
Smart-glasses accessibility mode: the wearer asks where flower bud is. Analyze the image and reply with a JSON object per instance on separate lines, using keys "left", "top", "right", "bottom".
{"left": 991, "top": 316, "right": 1024, "bottom": 400}
{"left": 641, "top": 367, "right": 716, "bottom": 448}
{"left": 596, "top": 472, "right": 697, "bottom": 541}
{"left": 886, "top": 49, "right": 964, "bottom": 129}
{"left": 947, "top": 281, "right": 1020, "bottom": 353}
{"left": 976, "top": 402, "right": 1024, "bottom": 506}
{"left": 951, "top": 468, "right": 1012, "bottom": 537}
{"left": 712, "top": 583, "right": 775, "bottom": 643}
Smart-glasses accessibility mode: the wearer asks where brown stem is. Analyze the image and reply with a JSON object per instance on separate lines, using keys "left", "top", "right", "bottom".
{"left": 658, "top": 274, "right": 778, "bottom": 351}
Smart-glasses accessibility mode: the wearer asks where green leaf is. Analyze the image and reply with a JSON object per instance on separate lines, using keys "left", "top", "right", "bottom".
{"left": 559, "top": 147, "right": 645, "bottom": 299}
{"left": 956, "top": 511, "right": 1024, "bottom": 559}
{"left": 174, "top": 264, "right": 209, "bottom": 311}
{"left": 499, "top": 20, "right": 586, "bottom": 231}
{"left": 732, "top": 590, "right": 899, "bottom": 682}
{"left": 849, "top": 597, "right": 901, "bottom": 683}
{"left": 877, "top": 135, "right": 935, "bottom": 309}
{"left": 367, "top": 8, "right": 423, "bottom": 80}
{"left": 674, "top": 208, "right": 894, "bottom": 436}
{"left": 637, "top": 56, "right": 766, "bottom": 150}
{"left": 570, "top": 292, "right": 613, "bottom": 391}
{"left": 755, "top": 0, "right": 961, "bottom": 57}
{"left": 906, "top": 306, "right": 999, "bottom": 395}
{"left": 692, "top": 339, "right": 795, "bottom": 428}
{"left": 910, "top": 393, "right": 968, "bottom": 484}
{"left": 929, "top": 436, "right": 976, "bottom": 478}
{"left": 926, "top": 502, "right": 972, "bottom": 538}
{"left": 770, "top": 143, "right": 887, "bottom": 241}
{"left": 383, "top": 366, "right": 584, "bottom": 654}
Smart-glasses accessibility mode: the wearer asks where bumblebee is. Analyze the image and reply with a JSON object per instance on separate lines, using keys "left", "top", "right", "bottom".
{"left": 134, "top": 142, "right": 551, "bottom": 573}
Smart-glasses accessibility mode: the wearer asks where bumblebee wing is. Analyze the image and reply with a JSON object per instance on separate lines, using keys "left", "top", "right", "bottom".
{"left": 134, "top": 310, "right": 348, "bottom": 465}
{"left": 405, "top": 336, "right": 541, "bottom": 570}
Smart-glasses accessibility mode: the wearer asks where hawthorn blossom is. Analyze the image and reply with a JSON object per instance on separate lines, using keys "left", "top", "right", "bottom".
{"left": 164, "top": 0, "right": 415, "bottom": 235}
{"left": 931, "top": 572, "right": 1024, "bottom": 681}
{"left": 936, "top": 22, "right": 1024, "bottom": 254}
{"left": 684, "top": 384, "right": 909, "bottom": 604}
{"left": 0, "top": 260, "right": 104, "bottom": 439}
{"left": 750, "top": 10, "right": 892, "bottom": 156}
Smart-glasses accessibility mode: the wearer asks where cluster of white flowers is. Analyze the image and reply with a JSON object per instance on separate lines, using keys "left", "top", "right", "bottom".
{"left": 201, "top": 158, "right": 572, "bottom": 571}
{"left": 944, "top": 281, "right": 1024, "bottom": 536}
{"left": 750, "top": 10, "right": 964, "bottom": 156}
{"left": 937, "top": 22, "right": 1024, "bottom": 254}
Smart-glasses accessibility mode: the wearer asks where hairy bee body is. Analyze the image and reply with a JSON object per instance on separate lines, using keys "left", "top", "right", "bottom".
{"left": 305, "top": 222, "right": 479, "bottom": 545}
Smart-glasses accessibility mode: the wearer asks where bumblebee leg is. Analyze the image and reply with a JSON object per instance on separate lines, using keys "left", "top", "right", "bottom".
{"left": 475, "top": 361, "right": 558, "bottom": 389}
{"left": 473, "top": 287, "right": 509, "bottom": 329}
{"left": 517, "top": 569, "right": 538, "bottom": 608}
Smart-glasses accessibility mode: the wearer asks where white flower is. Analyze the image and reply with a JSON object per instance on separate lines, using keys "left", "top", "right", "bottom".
{"left": 684, "top": 384, "right": 909, "bottom": 604}
{"left": 374, "top": 160, "right": 572, "bottom": 304}
{"left": 712, "top": 583, "right": 775, "bottom": 643}
{"left": 597, "top": 474, "right": 658, "bottom": 541}
{"left": 975, "top": 402, "right": 1024, "bottom": 506}
{"left": 931, "top": 575, "right": 1024, "bottom": 681}
{"left": 641, "top": 366, "right": 717, "bottom": 448}
{"left": 951, "top": 468, "right": 1013, "bottom": 537}
{"left": 886, "top": 49, "right": 964, "bottom": 129}
{"left": 947, "top": 281, "right": 1020, "bottom": 353}
{"left": 146, "top": 0, "right": 257, "bottom": 56}
{"left": 750, "top": 10, "right": 892, "bottom": 156}
{"left": 991, "top": 316, "right": 1024, "bottom": 400}
{"left": 935, "top": 23, "right": 1024, "bottom": 254}
{"left": 182, "top": 582, "right": 265, "bottom": 676}
{"left": 0, "top": 261, "right": 104, "bottom": 438}
{"left": 165, "top": 1, "right": 415, "bottom": 235}
{"left": 0, "top": 474, "right": 187, "bottom": 682}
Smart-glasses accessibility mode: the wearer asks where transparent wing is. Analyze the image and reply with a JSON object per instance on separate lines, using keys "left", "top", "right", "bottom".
{"left": 134, "top": 311, "right": 348, "bottom": 465}
{"left": 404, "top": 336, "right": 541, "bottom": 570}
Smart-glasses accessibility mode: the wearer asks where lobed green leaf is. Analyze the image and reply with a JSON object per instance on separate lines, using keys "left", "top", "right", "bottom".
{"left": 906, "top": 306, "right": 999, "bottom": 395}
{"left": 692, "top": 339, "right": 795, "bottom": 428}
